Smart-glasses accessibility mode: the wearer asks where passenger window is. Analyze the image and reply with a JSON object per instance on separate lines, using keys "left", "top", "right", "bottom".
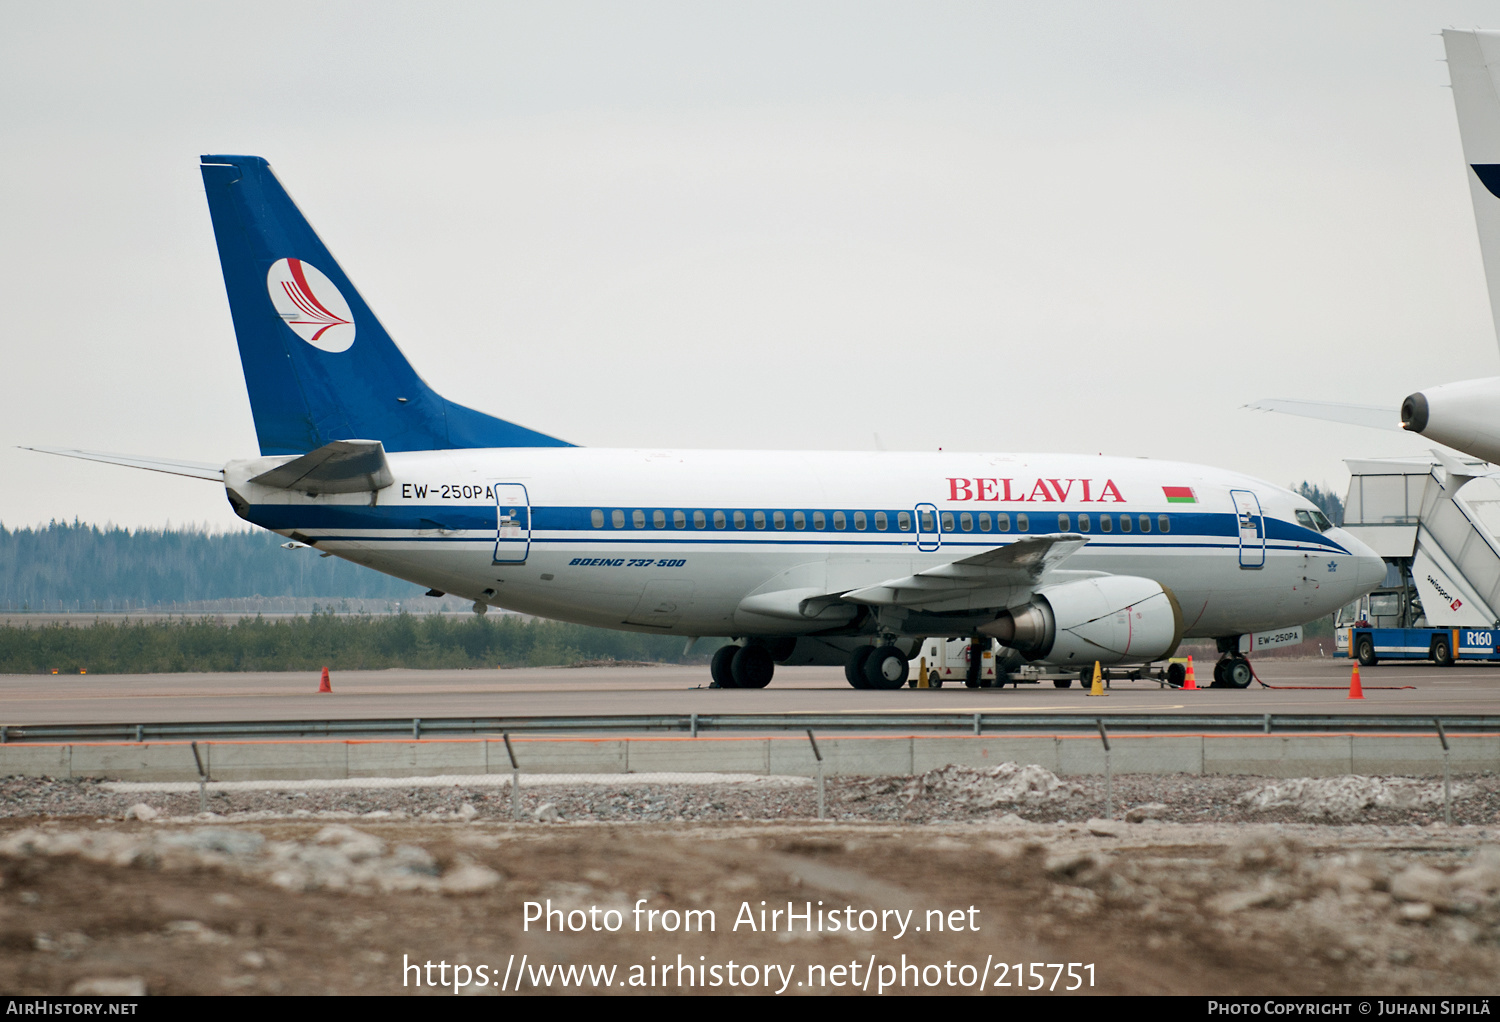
{"left": 919, "top": 511, "right": 935, "bottom": 532}
{"left": 854, "top": 511, "right": 867, "bottom": 531}
{"left": 753, "top": 510, "right": 766, "bottom": 529}
{"left": 1120, "top": 515, "right": 1131, "bottom": 533}
{"left": 1017, "top": 513, "right": 1029, "bottom": 532}
{"left": 713, "top": 510, "right": 726, "bottom": 529}
{"left": 996, "top": 513, "right": 1010, "bottom": 532}
{"left": 940, "top": 512, "right": 955, "bottom": 531}
{"left": 632, "top": 510, "right": 646, "bottom": 528}
{"left": 1078, "top": 514, "right": 1090, "bottom": 533}
{"left": 1158, "top": 515, "right": 1170, "bottom": 533}
{"left": 591, "top": 509, "right": 604, "bottom": 528}
{"left": 875, "top": 511, "right": 888, "bottom": 531}
{"left": 773, "top": 511, "right": 786, "bottom": 530}
{"left": 1058, "top": 514, "right": 1070, "bottom": 531}
{"left": 814, "top": 511, "right": 826, "bottom": 530}
{"left": 833, "top": 511, "right": 847, "bottom": 530}
{"left": 898, "top": 512, "right": 911, "bottom": 531}
{"left": 653, "top": 510, "right": 666, "bottom": 528}
{"left": 611, "top": 510, "right": 625, "bottom": 528}
{"left": 1101, "top": 515, "right": 1112, "bottom": 533}
{"left": 734, "top": 511, "right": 747, "bottom": 529}
{"left": 694, "top": 510, "right": 707, "bottom": 529}
{"left": 793, "top": 510, "right": 806, "bottom": 530}
{"left": 977, "top": 513, "right": 991, "bottom": 532}
{"left": 673, "top": 510, "right": 686, "bottom": 528}
{"left": 960, "top": 512, "right": 973, "bottom": 532}
{"left": 1139, "top": 515, "right": 1150, "bottom": 533}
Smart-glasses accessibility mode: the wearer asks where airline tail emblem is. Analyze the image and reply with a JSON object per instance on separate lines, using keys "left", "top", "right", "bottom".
{"left": 267, "top": 257, "right": 355, "bottom": 352}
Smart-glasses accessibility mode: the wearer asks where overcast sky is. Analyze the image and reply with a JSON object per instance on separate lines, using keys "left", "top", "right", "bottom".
{"left": 3, "top": 1, "right": 1498, "bottom": 530}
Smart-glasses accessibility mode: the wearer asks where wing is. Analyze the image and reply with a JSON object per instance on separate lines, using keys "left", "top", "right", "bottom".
{"left": 841, "top": 533, "right": 1089, "bottom": 609}
{"left": 1243, "top": 399, "right": 1400, "bottom": 432}
{"left": 19, "top": 446, "right": 224, "bottom": 481}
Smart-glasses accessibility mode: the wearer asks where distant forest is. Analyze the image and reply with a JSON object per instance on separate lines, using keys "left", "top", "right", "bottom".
{"left": 1295, "top": 483, "right": 1344, "bottom": 526}
{"left": 0, "top": 614, "right": 694, "bottom": 673}
{"left": 0, "top": 521, "right": 418, "bottom": 611}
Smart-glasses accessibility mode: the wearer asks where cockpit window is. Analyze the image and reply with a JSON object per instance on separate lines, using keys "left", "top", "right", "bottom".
{"left": 1296, "top": 508, "right": 1334, "bottom": 532}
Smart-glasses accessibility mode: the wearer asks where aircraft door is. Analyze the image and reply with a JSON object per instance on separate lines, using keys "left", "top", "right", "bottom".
{"left": 916, "top": 502, "right": 940, "bottom": 552}
{"left": 493, "top": 483, "right": 531, "bottom": 564}
{"left": 1230, "top": 489, "right": 1265, "bottom": 569}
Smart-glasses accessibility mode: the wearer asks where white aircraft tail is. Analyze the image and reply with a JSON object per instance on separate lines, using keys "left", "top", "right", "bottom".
{"left": 1444, "top": 29, "right": 1500, "bottom": 349}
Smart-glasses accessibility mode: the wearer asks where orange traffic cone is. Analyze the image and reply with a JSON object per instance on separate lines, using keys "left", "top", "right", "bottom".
{"left": 1348, "top": 663, "right": 1364, "bottom": 700}
{"left": 318, "top": 666, "right": 332, "bottom": 693}
{"left": 1183, "top": 655, "right": 1198, "bottom": 691}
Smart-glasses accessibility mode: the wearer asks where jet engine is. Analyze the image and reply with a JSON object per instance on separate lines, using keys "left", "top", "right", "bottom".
{"left": 1401, "top": 377, "right": 1500, "bottom": 465}
{"left": 978, "top": 576, "right": 1184, "bottom": 665}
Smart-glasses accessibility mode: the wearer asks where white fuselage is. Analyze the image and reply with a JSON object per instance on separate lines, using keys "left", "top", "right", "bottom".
{"left": 224, "top": 448, "right": 1385, "bottom": 646}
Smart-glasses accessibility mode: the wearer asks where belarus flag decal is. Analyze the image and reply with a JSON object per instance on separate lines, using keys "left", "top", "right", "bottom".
{"left": 1162, "top": 486, "right": 1197, "bottom": 503}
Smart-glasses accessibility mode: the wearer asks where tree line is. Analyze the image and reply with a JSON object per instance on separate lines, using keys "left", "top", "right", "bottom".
{"left": 0, "top": 521, "right": 418, "bottom": 610}
{"left": 0, "top": 613, "right": 698, "bottom": 674}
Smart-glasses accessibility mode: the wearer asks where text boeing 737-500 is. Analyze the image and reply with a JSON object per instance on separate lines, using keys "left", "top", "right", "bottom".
{"left": 25, "top": 155, "right": 1386, "bottom": 691}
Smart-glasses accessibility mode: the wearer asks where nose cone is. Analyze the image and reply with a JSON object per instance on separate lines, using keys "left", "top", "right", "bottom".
{"left": 1341, "top": 531, "right": 1387, "bottom": 591}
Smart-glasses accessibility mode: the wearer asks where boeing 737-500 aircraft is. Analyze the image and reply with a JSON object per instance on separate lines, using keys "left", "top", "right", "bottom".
{"left": 27, "top": 155, "right": 1386, "bottom": 691}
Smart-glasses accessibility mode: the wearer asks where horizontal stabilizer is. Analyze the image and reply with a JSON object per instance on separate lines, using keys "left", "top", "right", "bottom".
{"left": 1243, "top": 399, "right": 1400, "bottom": 432}
{"left": 19, "top": 446, "right": 223, "bottom": 481}
{"left": 249, "top": 439, "right": 393, "bottom": 494}
{"left": 842, "top": 534, "right": 1087, "bottom": 607}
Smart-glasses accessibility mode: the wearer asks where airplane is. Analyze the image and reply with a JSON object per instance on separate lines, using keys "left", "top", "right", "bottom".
{"left": 1250, "top": 29, "right": 1500, "bottom": 464}
{"left": 25, "top": 155, "right": 1387, "bottom": 691}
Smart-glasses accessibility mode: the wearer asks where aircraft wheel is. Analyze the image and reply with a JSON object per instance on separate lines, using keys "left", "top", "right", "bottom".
{"left": 1207, "top": 660, "right": 1222, "bottom": 686}
{"left": 731, "top": 645, "right": 775, "bottom": 689}
{"left": 1225, "top": 657, "right": 1253, "bottom": 689}
{"left": 1053, "top": 678, "right": 1073, "bottom": 689}
{"left": 1080, "top": 667, "right": 1095, "bottom": 689}
{"left": 1432, "top": 637, "right": 1454, "bottom": 667}
{"left": 711, "top": 645, "right": 739, "bottom": 688}
{"left": 864, "top": 646, "right": 910, "bottom": 690}
{"left": 845, "top": 646, "right": 875, "bottom": 689}
{"left": 1165, "top": 662, "right": 1186, "bottom": 688}
{"left": 1356, "top": 636, "right": 1378, "bottom": 667}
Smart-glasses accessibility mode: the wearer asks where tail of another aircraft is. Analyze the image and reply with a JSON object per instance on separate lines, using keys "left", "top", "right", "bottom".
{"left": 199, "top": 155, "right": 571, "bottom": 455}
{"left": 1444, "top": 30, "right": 1500, "bottom": 351}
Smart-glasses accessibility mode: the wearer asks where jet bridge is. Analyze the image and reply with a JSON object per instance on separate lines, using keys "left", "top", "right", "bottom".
{"left": 1338, "top": 455, "right": 1500, "bottom": 664}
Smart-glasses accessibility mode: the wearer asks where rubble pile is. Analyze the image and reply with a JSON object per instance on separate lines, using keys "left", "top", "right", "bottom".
{"left": 1240, "top": 777, "right": 1478, "bottom": 821}
{"left": 0, "top": 822, "right": 501, "bottom": 896}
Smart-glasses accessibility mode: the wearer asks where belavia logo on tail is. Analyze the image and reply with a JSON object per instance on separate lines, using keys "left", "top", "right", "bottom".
{"left": 267, "top": 258, "right": 355, "bottom": 353}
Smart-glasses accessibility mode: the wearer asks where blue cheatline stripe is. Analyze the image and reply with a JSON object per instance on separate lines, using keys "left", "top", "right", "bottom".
{"left": 303, "top": 534, "right": 1333, "bottom": 558}
{"left": 249, "top": 504, "right": 1349, "bottom": 554}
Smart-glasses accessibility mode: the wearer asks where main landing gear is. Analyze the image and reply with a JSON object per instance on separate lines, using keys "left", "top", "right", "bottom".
{"left": 844, "top": 645, "right": 910, "bottom": 690}
{"left": 709, "top": 643, "right": 774, "bottom": 689}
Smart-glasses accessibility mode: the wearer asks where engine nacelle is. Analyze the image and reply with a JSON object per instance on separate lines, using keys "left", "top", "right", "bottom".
{"left": 979, "top": 576, "right": 1184, "bottom": 666}
{"left": 1401, "top": 377, "right": 1500, "bottom": 465}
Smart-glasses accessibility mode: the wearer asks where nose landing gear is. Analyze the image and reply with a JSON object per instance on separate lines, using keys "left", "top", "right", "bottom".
{"left": 1212, "top": 654, "right": 1254, "bottom": 688}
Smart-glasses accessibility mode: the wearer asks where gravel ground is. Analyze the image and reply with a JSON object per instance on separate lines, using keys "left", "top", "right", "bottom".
{"left": 4, "top": 769, "right": 1498, "bottom": 828}
{"left": 3, "top": 765, "right": 1500, "bottom": 995}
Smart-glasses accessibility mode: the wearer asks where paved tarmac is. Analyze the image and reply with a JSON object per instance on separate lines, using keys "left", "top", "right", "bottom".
{"left": 1, "top": 659, "right": 1497, "bottom": 726}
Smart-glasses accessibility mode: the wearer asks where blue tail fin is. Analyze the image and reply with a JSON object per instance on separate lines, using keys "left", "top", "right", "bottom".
{"left": 199, "top": 155, "right": 572, "bottom": 455}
